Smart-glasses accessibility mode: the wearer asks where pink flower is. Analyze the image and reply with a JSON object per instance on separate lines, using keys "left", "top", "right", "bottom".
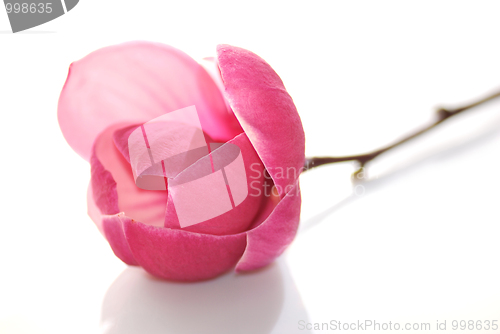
{"left": 58, "top": 42, "right": 305, "bottom": 281}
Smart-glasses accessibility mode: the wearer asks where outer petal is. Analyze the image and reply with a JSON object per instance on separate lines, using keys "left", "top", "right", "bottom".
{"left": 87, "top": 179, "right": 138, "bottom": 266}
{"left": 122, "top": 216, "right": 247, "bottom": 281}
{"left": 236, "top": 183, "right": 301, "bottom": 272}
{"left": 102, "top": 214, "right": 139, "bottom": 266}
{"left": 90, "top": 145, "right": 119, "bottom": 216}
{"left": 58, "top": 41, "right": 242, "bottom": 161}
{"left": 216, "top": 44, "right": 305, "bottom": 198}
{"left": 92, "top": 123, "right": 168, "bottom": 227}
{"left": 87, "top": 182, "right": 103, "bottom": 233}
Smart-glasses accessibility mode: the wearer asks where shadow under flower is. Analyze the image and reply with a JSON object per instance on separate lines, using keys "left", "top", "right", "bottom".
{"left": 100, "top": 258, "right": 311, "bottom": 334}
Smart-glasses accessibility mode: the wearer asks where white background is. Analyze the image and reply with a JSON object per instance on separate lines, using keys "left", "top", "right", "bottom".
{"left": 1, "top": 1, "right": 500, "bottom": 333}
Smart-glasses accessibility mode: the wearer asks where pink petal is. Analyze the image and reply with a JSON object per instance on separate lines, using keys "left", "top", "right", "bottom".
{"left": 87, "top": 181, "right": 138, "bottom": 265}
{"left": 90, "top": 145, "right": 119, "bottom": 216}
{"left": 236, "top": 183, "right": 301, "bottom": 272}
{"left": 247, "top": 179, "right": 281, "bottom": 230}
{"left": 122, "top": 216, "right": 247, "bottom": 281}
{"left": 58, "top": 41, "right": 242, "bottom": 161}
{"left": 87, "top": 182, "right": 104, "bottom": 234}
{"left": 112, "top": 124, "right": 138, "bottom": 163}
{"left": 164, "top": 132, "right": 265, "bottom": 235}
{"left": 127, "top": 106, "right": 211, "bottom": 191}
{"left": 200, "top": 57, "right": 233, "bottom": 113}
{"left": 102, "top": 214, "right": 139, "bottom": 266}
{"left": 216, "top": 44, "right": 305, "bottom": 198}
{"left": 91, "top": 123, "right": 168, "bottom": 227}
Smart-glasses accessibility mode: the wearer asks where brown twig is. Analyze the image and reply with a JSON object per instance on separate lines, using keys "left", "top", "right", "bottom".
{"left": 303, "top": 89, "right": 500, "bottom": 177}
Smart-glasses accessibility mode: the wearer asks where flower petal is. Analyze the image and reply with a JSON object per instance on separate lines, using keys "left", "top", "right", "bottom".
{"left": 164, "top": 132, "right": 265, "bottom": 235}
{"left": 236, "top": 183, "right": 301, "bottom": 272}
{"left": 87, "top": 182, "right": 138, "bottom": 265}
{"left": 90, "top": 145, "right": 119, "bottom": 216}
{"left": 92, "top": 123, "right": 168, "bottom": 227}
{"left": 58, "top": 41, "right": 242, "bottom": 161}
{"left": 87, "top": 182, "right": 104, "bottom": 234}
{"left": 200, "top": 57, "right": 233, "bottom": 113}
{"left": 122, "top": 216, "right": 247, "bottom": 281}
{"left": 102, "top": 214, "right": 139, "bottom": 266}
{"left": 112, "top": 124, "right": 138, "bottom": 163}
{"left": 216, "top": 44, "right": 305, "bottom": 198}
{"left": 246, "top": 179, "right": 281, "bottom": 230}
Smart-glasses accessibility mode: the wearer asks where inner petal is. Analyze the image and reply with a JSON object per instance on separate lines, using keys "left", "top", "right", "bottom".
{"left": 128, "top": 105, "right": 214, "bottom": 190}
{"left": 92, "top": 123, "right": 168, "bottom": 227}
{"left": 164, "top": 132, "right": 266, "bottom": 235}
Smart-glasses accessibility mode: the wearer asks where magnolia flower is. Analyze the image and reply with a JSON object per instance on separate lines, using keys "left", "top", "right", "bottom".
{"left": 58, "top": 42, "right": 305, "bottom": 281}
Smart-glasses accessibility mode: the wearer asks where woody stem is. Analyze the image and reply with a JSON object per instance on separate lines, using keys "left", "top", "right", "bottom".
{"left": 303, "top": 89, "right": 500, "bottom": 175}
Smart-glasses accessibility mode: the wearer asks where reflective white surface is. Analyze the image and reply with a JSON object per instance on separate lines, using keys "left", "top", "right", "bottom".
{"left": 1, "top": 1, "right": 500, "bottom": 333}
{"left": 100, "top": 259, "right": 310, "bottom": 334}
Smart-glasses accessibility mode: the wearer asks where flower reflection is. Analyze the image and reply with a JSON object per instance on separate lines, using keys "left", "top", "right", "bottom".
{"left": 100, "top": 259, "right": 311, "bottom": 334}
